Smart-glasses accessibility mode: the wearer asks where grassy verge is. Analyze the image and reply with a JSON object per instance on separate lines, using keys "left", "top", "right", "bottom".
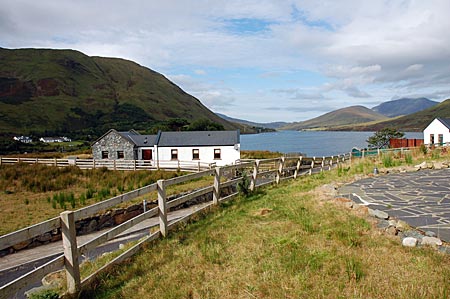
{"left": 83, "top": 157, "right": 449, "bottom": 299}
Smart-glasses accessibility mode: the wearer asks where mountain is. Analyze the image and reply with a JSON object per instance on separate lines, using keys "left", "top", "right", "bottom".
{"left": 281, "top": 105, "right": 388, "bottom": 131}
{"left": 0, "top": 48, "right": 236, "bottom": 137}
{"left": 346, "top": 98, "right": 450, "bottom": 132}
{"left": 372, "top": 97, "right": 438, "bottom": 117}
{"left": 216, "top": 113, "right": 288, "bottom": 129}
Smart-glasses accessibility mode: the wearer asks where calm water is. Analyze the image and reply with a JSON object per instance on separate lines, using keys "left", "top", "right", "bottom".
{"left": 241, "top": 131, "right": 423, "bottom": 157}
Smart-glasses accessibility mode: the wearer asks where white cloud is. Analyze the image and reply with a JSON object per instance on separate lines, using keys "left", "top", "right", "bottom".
{"left": 1, "top": 0, "right": 450, "bottom": 122}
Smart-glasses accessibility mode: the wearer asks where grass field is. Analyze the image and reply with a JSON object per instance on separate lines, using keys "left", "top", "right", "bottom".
{"left": 76, "top": 151, "right": 450, "bottom": 299}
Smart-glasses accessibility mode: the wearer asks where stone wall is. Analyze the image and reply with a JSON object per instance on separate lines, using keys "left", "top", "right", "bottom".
{"left": 92, "top": 130, "right": 136, "bottom": 160}
{"left": 0, "top": 185, "right": 235, "bottom": 257}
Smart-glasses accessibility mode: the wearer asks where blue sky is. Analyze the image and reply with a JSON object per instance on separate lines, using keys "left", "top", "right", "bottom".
{"left": 1, "top": 0, "right": 450, "bottom": 122}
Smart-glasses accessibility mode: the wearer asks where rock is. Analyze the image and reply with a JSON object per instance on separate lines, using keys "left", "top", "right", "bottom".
{"left": 403, "top": 230, "right": 424, "bottom": 241}
{"left": 36, "top": 232, "right": 52, "bottom": 243}
{"left": 12, "top": 239, "right": 32, "bottom": 251}
{"left": 425, "top": 231, "right": 437, "bottom": 237}
{"left": 386, "top": 226, "right": 398, "bottom": 236}
{"left": 119, "top": 243, "right": 125, "bottom": 250}
{"left": 402, "top": 237, "right": 418, "bottom": 247}
{"left": 113, "top": 210, "right": 140, "bottom": 224}
{"left": 388, "top": 220, "right": 397, "bottom": 227}
{"left": 42, "top": 269, "right": 65, "bottom": 287}
{"left": 433, "top": 162, "right": 443, "bottom": 170}
{"left": 352, "top": 204, "right": 369, "bottom": 216}
{"left": 395, "top": 220, "right": 409, "bottom": 232}
{"left": 421, "top": 236, "right": 442, "bottom": 247}
{"left": 414, "top": 161, "right": 427, "bottom": 169}
{"left": 377, "top": 220, "right": 390, "bottom": 229}
{"left": 318, "top": 184, "right": 338, "bottom": 196}
{"left": 84, "top": 219, "right": 98, "bottom": 234}
{"left": 368, "top": 208, "right": 389, "bottom": 220}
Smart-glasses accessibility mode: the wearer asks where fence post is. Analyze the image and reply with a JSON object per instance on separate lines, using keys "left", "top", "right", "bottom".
{"left": 0, "top": 157, "right": 2, "bottom": 165}
{"left": 134, "top": 159, "right": 136, "bottom": 171}
{"left": 276, "top": 157, "right": 285, "bottom": 184}
{"left": 60, "top": 211, "right": 80, "bottom": 295}
{"left": 294, "top": 156, "right": 302, "bottom": 179}
{"left": 310, "top": 157, "right": 315, "bottom": 175}
{"left": 157, "top": 180, "right": 168, "bottom": 237}
{"left": 113, "top": 159, "right": 116, "bottom": 171}
{"left": 213, "top": 167, "right": 221, "bottom": 204}
{"left": 321, "top": 156, "right": 325, "bottom": 172}
{"left": 250, "top": 160, "right": 260, "bottom": 191}
{"left": 329, "top": 156, "right": 333, "bottom": 170}
{"left": 198, "top": 161, "right": 201, "bottom": 172}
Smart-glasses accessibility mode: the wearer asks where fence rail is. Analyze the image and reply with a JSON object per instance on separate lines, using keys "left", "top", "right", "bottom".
{"left": 0, "top": 157, "right": 215, "bottom": 172}
{"left": 0, "top": 153, "right": 351, "bottom": 299}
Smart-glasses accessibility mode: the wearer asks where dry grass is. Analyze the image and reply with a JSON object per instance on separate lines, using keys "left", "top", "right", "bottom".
{"left": 84, "top": 161, "right": 449, "bottom": 299}
{"left": 0, "top": 164, "right": 183, "bottom": 235}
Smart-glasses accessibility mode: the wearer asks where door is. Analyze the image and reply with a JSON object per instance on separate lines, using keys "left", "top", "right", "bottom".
{"left": 142, "top": 149, "right": 152, "bottom": 160}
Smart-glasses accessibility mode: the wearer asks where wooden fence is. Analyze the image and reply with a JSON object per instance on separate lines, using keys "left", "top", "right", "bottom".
{"left": 0, "top": 153, "right": 350, "bottom": 299}
{"left": 0, "top": 157, "right": 215, "bottom": 172}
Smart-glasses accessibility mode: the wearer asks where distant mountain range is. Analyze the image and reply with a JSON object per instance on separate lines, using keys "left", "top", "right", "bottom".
{"left": 220, "top": 97, "right": 445, "bottom": 132}
{"left": 371, "top": 97, "right": 438, "bottom": 117}
{"left": 216, "top": 113, "right": 287, "bottom": 129}
{"left": 280, "top": 106, "right": 387, "bottom": 131}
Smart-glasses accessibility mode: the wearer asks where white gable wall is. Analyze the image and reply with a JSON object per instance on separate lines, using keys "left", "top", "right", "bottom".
{"left": 157, "top": 145, "right": 240, "bottom": 166}
{"left": 423, "top": 118, "right": 450, "bottom": 145}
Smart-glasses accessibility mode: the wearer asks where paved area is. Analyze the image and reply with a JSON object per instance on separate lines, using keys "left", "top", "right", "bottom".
{"left": 339, "top": 168, "right": 450, "bottom": 242}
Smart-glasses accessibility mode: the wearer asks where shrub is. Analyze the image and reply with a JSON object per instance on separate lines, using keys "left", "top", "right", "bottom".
{"left": 420, "top": 144, "right": 428, "bottom": 155}
{"left": 382, "top": 154, "right": 394, "bottom": 168}
{"left": 237, "top": 171, "right": 251, "bottom": 197}
{"left": 28, "top": 289, "right": 59, "bottom": 299}
{"left": 404, "top": 154, "right": 413, "bottom": 165}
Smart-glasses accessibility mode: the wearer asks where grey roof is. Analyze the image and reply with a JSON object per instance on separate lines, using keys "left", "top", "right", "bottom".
{"left": 437, "top": 117, "right": 450, "bottom": 129}
{"left": 157, "top": 130, "right": 240, "bottom": 147}
{"left": 126, "top": 134, "right": 158, "bottom": 147}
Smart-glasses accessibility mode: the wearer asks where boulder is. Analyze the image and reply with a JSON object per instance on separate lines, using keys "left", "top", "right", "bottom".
{"left": 12, "top": 239, "right": 32, "bottom": 251}
{"left": 425, "top": 231, "right": 437, "bottom": 237}
{"left": 36, "top": 232, "right": 52, "bottom": 243}
{"left": 421, "top": 236, "right": 442, "bottom": 247}
{"left": 433, "top": 162, "right": 444, "bottom": 170}
{"left": 402, "top": 237, "right": 418, "bottom": 247}
{"left": 414, "top": 161, "right": 427, "bottom": 169}
{"left": 368, "top": 208, "right": 389, "bottom": 220}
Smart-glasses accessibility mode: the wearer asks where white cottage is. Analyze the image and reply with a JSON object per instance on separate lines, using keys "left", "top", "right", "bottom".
{"left": 92, "top": 129, "right": 240, "bottom": 166}
{"left": 423, "top": 117, "right": 450, "bottom": 145}
{"left": 155, "top": 130, "right": 240, "bottom": 166}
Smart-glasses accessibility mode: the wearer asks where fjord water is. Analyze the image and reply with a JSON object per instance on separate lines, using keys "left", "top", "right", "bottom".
{"left": 241, "top": 131, "right": 423, "bottom": 157}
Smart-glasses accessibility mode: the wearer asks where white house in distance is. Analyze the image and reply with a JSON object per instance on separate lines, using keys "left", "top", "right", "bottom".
{"left": 423, "top": 117, "right": 450, "bottom": 145}
{"left": 92, "top": 129, "right": 241, "bottom": 166}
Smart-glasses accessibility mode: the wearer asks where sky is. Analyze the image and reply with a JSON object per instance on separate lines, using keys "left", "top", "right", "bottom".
{"left": 1, "top": 0, "right": 450, "bottom": 123}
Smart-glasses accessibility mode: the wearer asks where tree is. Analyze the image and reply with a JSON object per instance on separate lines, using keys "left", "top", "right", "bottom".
{"left": 186, "top": 119, "right": 224, "bottom": 131}
{"left": 367, "top": 128, "right": 405, "bottom": 149}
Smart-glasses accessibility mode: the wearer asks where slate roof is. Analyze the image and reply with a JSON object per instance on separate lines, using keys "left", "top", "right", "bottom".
{"left": 126, "top": 134, "right": 158, "bottom": 147}
{"left": 437, "top": 117, "right": 450, "bottom": 129}
{"left": 157, "top": 130, "right": 240, "bottom": 147}
{"left": 96, "top": 129, "right": 240, "bottom": 147}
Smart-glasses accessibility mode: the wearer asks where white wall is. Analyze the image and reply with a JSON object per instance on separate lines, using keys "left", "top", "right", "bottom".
{"left": 423, "top": 119, "right": 450, "bottom": 145}
{"left": 157, "top": 145, "right": 240, "bottom": 166}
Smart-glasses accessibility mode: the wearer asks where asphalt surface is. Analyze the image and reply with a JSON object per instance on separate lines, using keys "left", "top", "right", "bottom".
{"left": 339, "top": 168, "right": 450, "bottom": 242}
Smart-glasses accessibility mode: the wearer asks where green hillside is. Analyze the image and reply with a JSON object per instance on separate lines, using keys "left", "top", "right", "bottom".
{"left": 281, "top": 105, "right": 387, "bottom": 130}
{"left": 0, "top": 48, "right": 236, "bottom": 137}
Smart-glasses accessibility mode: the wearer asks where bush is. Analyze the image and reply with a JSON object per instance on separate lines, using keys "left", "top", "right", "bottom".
{"left": 382, "top": 154, "right": 394, "bottom": 168}
{"left": 420, "top": 144, "right": 428, "bottom": 155}
{"left": 28, "top": 289, "right": 59, "bottom": 299}
{"left": 404, "top": 154, "right": 413, "bottom": 165}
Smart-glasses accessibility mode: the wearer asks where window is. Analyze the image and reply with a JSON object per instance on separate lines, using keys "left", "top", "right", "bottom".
{"left": 117, "top": 151, "right": 124, "bottom": 159}
{"left": 101, "top": 151, "right": 108, "bottom": 159}
{"left": 171, "top": 149, "right": 178, "bottom": 160}
{"left": 430, "top": 134, "right": 435, "bottom": 144}
{"left": 192, "top": 149, "right": 200, "bottom": 160}
{"left": 214, "top": 148, "right": 221, "bottom": 160}
{"left": 438, "top": 134, "right": 444, "bottom": 145}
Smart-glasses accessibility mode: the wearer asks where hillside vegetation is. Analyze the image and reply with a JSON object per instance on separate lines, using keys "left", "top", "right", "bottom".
{"left": 0, "top": 48, "right": 236, "bottom": 137}
{"left": 281, "top": 105, "right": 387, "bottom": 130}
{"left": 371, "top": 97, "right": 438, "bottom": 117}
